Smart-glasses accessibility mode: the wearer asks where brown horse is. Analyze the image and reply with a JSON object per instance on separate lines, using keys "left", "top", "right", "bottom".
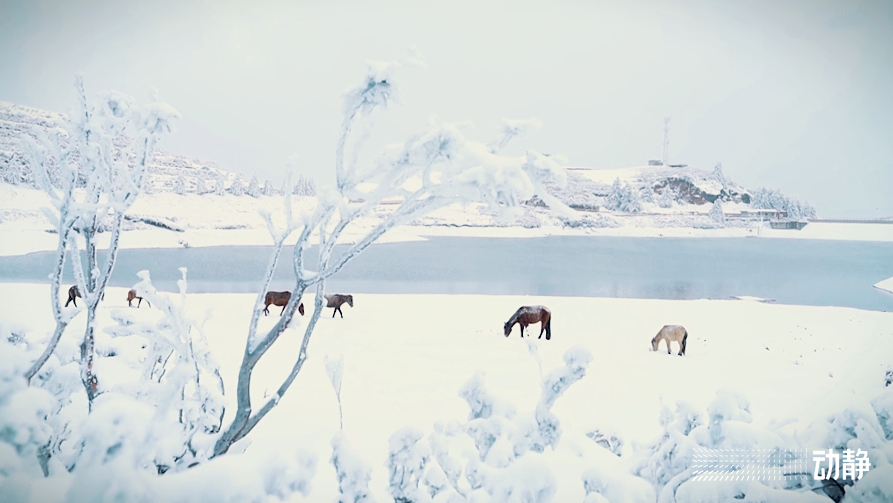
{"left": 127, "top": 289, "right": 150, "bottom": 308}
{"left": 66, "top": 285, "right": 81, "bottom": 307}
{"left": 504, "top": 305, "right": 551, "bottom": 340}
{"left": 325, "top": 294, "right": 353, "bottom": 318}
{"left": 263, "top": 291, "right": 305, "bottom": 316}
{"left": 651, "top": 325, "right": 687, "bottom": 356}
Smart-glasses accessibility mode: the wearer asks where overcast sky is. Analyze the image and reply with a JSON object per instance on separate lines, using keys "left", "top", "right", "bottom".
{"left": 1, "top": 0, "right": 891, "bottom": 217}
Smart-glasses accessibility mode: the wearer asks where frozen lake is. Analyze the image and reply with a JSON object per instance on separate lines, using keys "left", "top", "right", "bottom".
{"left": 1, "top": 236, "right": 891, "bottom": 311}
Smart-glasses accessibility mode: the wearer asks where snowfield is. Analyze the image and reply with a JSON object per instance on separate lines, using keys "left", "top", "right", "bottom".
{"left": 2, "top": 284, "right": 892, "bottom": 501}
{"left": 2, "top": 182, "right": 892, "bottom": 257}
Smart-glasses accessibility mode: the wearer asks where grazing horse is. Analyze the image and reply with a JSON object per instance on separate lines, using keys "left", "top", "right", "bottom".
{"left": 66, "top": 285, "right": 81, "bottom": 307}
{"left": 127, "top": 289, "right": 150, "bottom": 308}
{"left": 504, "top": 305, "right": 551, "bottom": 340}
{"left": 324, "top": 294, "right": 353, "bottom": 318}
{"left": 651, "top": 325, "right": 687, "bottom": 356}
{"left": 263, "top": 291, "right": 305, "bottom": 316}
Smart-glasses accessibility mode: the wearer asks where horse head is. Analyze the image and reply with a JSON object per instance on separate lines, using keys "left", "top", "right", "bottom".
{"left": 346, "top": 295, "right": 354, "bottom": 307}
{"left": 650, "top": 335, "right": 660, "bottom": 351}
{"left": 503, "top": 321, "right": 512, "bottom": 337}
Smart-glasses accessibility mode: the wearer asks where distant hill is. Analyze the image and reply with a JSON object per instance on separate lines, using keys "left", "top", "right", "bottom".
{"left": 0, "top": 101, "right": 263, "bottom": 194}
{"left": 2, "top": 100, "right": 814, "bottom": 219}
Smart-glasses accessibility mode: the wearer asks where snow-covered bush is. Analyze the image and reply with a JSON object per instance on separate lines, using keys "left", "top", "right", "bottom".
{"left": 18, "top": 76, "right": 179, "bottom": 405}
{"left": 382, "top": 347, "right": 591, "bottom": 503}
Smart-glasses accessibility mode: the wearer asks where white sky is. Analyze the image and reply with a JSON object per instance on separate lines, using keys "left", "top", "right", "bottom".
{"left": 1, "top": 0, "right": 891, "bottom": 217}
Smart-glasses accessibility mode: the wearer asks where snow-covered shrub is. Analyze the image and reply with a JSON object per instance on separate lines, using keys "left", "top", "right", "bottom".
{"left": 19, "top": 76, "right": 179, "bottom": 405}
{"left": 331, "top": 433, "right": 376, "bottom": 503}
{"left": 387, "top": 427, "right": 432, "bottom": 503}
{"left": 247, "top": 175, "right": 260, "bottom": 198}
{"left": 708, "top": 199, "right": 725, "bottom": 226}
{"left": 393, "top": 348, "right": 590, "bottom": 503}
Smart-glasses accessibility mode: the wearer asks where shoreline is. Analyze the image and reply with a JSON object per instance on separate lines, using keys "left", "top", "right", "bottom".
{"left": 2, "top": 221, "right": 893, "bottom": 257}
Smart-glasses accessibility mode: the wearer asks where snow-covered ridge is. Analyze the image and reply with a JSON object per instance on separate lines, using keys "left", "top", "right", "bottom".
{"left": 0, "top": 101, "right": 276, "bottom": 195}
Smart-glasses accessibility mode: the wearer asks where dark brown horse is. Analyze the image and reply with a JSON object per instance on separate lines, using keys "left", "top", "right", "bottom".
{"left": 127, "top": 289, "right": 150, "bottom": 308}
{"left": 66, "top": 285, "right": 81, "bottom": 307}
{"left": 325, "top": 294, "right": 353, "bottom": 318}
{"left": 504, "top": 305, "right": 551, "bottom": 340}
{"left": 263, "top": 291, "right": 305, "bottom": 316}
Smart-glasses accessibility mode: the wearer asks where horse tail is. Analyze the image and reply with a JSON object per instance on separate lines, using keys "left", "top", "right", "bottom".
{"left": 682, "top": 330, "right": 688, "bottom": 355}
{"left": 545, "top": 316, "right": 552, "bottom": 340}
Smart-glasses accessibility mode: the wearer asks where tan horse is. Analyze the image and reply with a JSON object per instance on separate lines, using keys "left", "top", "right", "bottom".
{"left": 651, "top": 325, "right": 688, "bottom": 356}
{"left": 66, "top": 285, "right": 81, "bottom": 307}
{"left": 504, "top": 305, "right": 552, "bottom": 340}
{"left": 263, "top": 291, "right": 305, "bottom": 316}
{"left": 325, "top": 294, "right": 353, "bottom": 318}
{"left": 127, "top": 289, "right": 150, "bottom": 308}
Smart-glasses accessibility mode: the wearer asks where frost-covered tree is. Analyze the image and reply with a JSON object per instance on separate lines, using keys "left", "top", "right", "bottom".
{"left": 229, "top": 176, "right": 244, "bottom": 196}
{"left": 712, "top": 162, "right": 727, "bottom": 189}
{"left": 8, "top": 59, "right": 581, "bottom": 501}
{"left": 293, "top": 174, "right": 317, "bottom": 196}
{"left": 173, "top": 173, "right": 186, "bottom": 195}
{"left": 195, "top": 172, "right": 206, "bottom": 195}
{"left": 19, "top": 76, "right": 178, "bottom": 402}
{"left": 607, "top": 178, "right": 642, "bottom": 212}
{"left": 210, "top": 58, "right": 577, "bottom": 459}
{"left": 262, "top": 178, "right": 276, "bottom": 196}
{"left": 658, "top": 187, "right": 674, "bottom": 209}
{"left": 708, "top": 199, "right": 725, "bottom": 226}
{"left": 215, "top": 173, "right": 226, "bottom": 196}
{"left": 750, "top": 187, "right": 817, "bottom": 220}
{"left": 247, "top": 175, "right": 261, "bottom": 198}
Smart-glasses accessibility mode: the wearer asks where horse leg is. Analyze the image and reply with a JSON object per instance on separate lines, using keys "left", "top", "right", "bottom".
{"left": 338, "top": 306, "right": 343, "bottom": 318}
{"left": 137, "top": 297, "right": 142, "bottom": 308}
{"left": 263, "top": 305, "right": 269, "bottom": 316}
{"left": 520, "top": 325, "right": 525, "bottom": 338}
{"left": 280, "top": 305, "right": 286, "bottom": 316}
{"left": 666, "top": 339, "right": 672, "bottom": 354}
{"left": 332, "top": 308, "right": 336, "bottom": 318}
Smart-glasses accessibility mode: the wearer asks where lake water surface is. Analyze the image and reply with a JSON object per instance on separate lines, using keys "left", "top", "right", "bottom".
{"left": 0, "top": 236, "right": 891, "bottom": 311}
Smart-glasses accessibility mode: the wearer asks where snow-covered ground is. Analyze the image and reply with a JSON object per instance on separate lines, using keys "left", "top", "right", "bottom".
{"left": 2, "top": 182, "right": 892, "bottom": 257}
{"left": 2, "top": 284, "right": 891, "bottom": 501}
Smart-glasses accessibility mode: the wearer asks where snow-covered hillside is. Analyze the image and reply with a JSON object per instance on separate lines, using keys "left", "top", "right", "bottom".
{"left": 2, "top": 100, "right": 816, "bottom": 229}
{"left": 0, "top": 101, "right": 284, "bottom": 196}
